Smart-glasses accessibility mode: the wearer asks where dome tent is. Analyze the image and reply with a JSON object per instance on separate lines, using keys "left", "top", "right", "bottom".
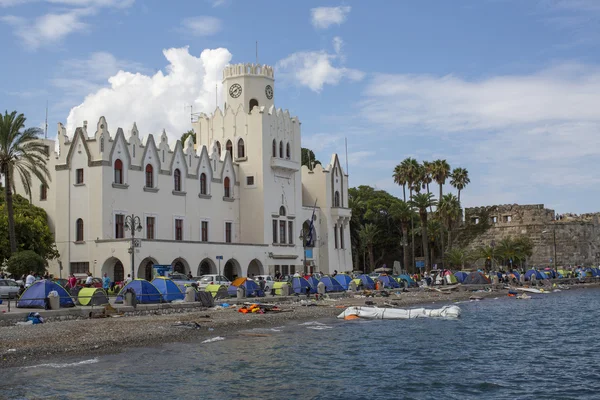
{"left": 462, "top": 272, "right": 491, "bottom": 285}
{"left": 377, "top": 275, "right": 400, "bottom": 289}
{"left": 17, "top": 280, "right": 75, "bottom": 309}
{"left": 151, "top": 277, "right": 185, "bottom": 302}
{"left": 356, "top": 274, "right": 375, "bottom": 290}
{"left": 227, "top": 277, "right": 264, "bottom": 297}
{"left": 292, "top": 277, "right": 316, "bottom": 294}
{"left": 115, "top": 279, "right": 162, "bottom": 304}
{"left": 77, "top": 288, "right": 109, "bottom": 306}
{"left": 334, "top": 274, "right": 353, "bottom": 290}
{"left": 319, "top": 276, "right": 345, "bottom": 292}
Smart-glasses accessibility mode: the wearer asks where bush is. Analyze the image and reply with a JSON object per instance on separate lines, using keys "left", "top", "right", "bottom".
{"left": 6, "top": 250, "right": 46, "bottom": 277}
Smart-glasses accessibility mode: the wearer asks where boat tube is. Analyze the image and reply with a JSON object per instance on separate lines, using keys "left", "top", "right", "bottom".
{"left": 337, "top": 305, "right": 461, "bottom": 320}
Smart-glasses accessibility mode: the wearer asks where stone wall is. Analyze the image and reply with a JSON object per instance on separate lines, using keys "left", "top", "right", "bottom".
{"left": 464, "top": 204, "right": 600, "bottom": 267}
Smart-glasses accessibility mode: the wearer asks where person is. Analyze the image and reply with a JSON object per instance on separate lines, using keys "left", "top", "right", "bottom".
{"left": 332, "top": 270, "right": 338, "bottom": 277}
{"left": 187, "top": 271, "right": 193, "bottom": 280}
{"left": 125, "top": 274, "right": 132, "bottom": 284}
{"left": 102, "top": 273, "right": 111, "bottom": 293}
{"left": 17, "top": 284, "right": 26, "bottom": 298}
{"left": 68, "top": 273, "right": 77, "bottom": 289}
{"left": 293, "top": 271, "right": 301, "bottom": 278}
{"left": 258, "top": 276, "right": 266, "bottom": 292}
{"left": 25, "top": 271, "right": 35, "bottom": 287}
{"left": 85, "top": 272, "right": 93, "bottom": 288}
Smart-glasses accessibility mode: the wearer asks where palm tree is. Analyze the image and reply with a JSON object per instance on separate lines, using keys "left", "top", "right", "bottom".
{"left": 422, "top": 161, "right": 434, "bottom": 211}
{"left": 427, "top": 218, "right": 442, "bottom": 267}
{"left": 450, "top": 167, "right": 470, "bottom": 205}
{"left": 399, "top": 157, "right": 421, "bottom": 271}
{"left": 438, "top": 193, "right": 461, "bottom": 251}
{"left": 359, "top": 223, "right": 379, "bottom": 272}
{"left": 432, "top": 159, "right": 451, "bottom": 204}
{"left": 473, "top": 245, "right": 500, "bottom": 271}
{"left": 348, "top": 192, "right": 365, "bottom": 270}
{"left": 392, "top": 164, "right": 407, "bottom": 201}
{"left": 390, "top": 200, "right": 414, "bottom": 273}
{"left": 445, "top": 247, "right": 468, "bottom": 270}
{"left": 410, "top": 192, "right": 437, "bottom": 272}
{"left": 0, "top": 111, "right": 50, "bottom": 254}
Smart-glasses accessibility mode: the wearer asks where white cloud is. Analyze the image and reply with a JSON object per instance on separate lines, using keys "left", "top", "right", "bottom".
{"left": 180, "top": 16, "right": 222, "bottom": 37}
{"left": 64, "top": 47, "right": 232, "bottom": 143}
{"left": 310, "top": 5, "right": 351, "bottom": 29}
{"left": 332, "top": 36, "right": 343, "bottom": 55}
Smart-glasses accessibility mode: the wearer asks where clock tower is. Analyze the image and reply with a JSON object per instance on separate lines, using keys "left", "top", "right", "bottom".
{"left": 222, "top": 63, "right": 275, "bottom": 113}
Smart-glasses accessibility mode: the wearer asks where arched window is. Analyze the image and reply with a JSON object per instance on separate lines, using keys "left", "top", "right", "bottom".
{"left": 174, "top": 168, "right": 181, "bottom": 191}
{"left": 200, "top": 173, "right": 207, "bottom": 195}
{"left": 145, "top": 164, "right": 154, "bottom": 188}
{"left": 237, "top": 138, "right": 245, "bottom": 158}
{"left": 249, "top": 98, "right": 259, "bottom": 111}
{"left": 174, "top": 261, "right": 185, "bottom": 274}
{"left": 76, "top": 218, "right": 84, "bottom": 242}
{"left": 334, "top": 191, "right": 340, "bottom": 207}
{"left": 272, "top": 139, "right": 277, "bottom": 157}
{"left": 279, "top": 206, "right": 286, "bottom": 216}
{"left": 224, "top": 176, "right": 231, "bottom": 198}
{"left": 226, "top": 140, "right": 232, "bottom": 158}
{"left": 286, "top": 143, "right": 291, "bottom": 159}
{"left": 216, "top": 141, "right": 221, "bottom": 157}
{"left": 114, "top": 261, "right": 124, "bottom": 283}
{"left": 114, "top": 159, "right": 123, "bottom": 184}
{"left": 279, "top": 141, "right": 284, "bottom": 158}
{"left": 100, "top": 136, "right": 104, "bottom": 152}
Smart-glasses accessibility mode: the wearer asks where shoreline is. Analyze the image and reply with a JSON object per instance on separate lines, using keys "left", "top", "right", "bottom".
{"left": 1, "top": 284, "right": 596, "bottom": 369}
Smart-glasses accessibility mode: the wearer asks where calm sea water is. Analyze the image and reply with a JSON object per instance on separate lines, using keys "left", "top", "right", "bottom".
{"left": 2, "top": 288, "right": 600, "bottom": 400}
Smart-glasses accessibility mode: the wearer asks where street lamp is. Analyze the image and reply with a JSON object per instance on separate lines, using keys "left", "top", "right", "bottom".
{"left": 542, "top": 229, "right": 557, "bottom": 270}
{"left": 299, "top": 228, "right": 308, "bottom": 274}
{"left": 125, "top": 214, "right": 142, "bottom": 279}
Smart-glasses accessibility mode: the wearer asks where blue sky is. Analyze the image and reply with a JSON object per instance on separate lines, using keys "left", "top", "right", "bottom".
{"left": 2, "top": 0, "right": 600, "bottom": 213}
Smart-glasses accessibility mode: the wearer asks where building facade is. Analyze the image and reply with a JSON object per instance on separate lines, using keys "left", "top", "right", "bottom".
{"left": 20, "top": 63, "right": 352, "bottom": 281}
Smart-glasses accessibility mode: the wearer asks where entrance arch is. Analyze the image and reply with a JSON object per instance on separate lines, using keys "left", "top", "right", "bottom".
{"left": 101, "top": 257, "right": 124, "bottom": 282}
{"left": 172, "top": 257, "right": 190, "bottom": 274}
{"left": 223, "top": 259, "right": 241, "bottom": 281}
{"left": 197, "top": 258, "right": 216, "bottom": 276}
{"left": 247, "top": 259, "right": 264, "bottom": 277}
{"left": 138, "top": 257, "right": 158, "bottom": 281}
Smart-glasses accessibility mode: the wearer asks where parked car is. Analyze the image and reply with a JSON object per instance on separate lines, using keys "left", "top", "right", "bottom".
{"left": 252, "top": 275, "right": 275, "bottom": 293}
{"left": 168, "top": 273, "right": 198, "bottom": 291}
{"left": 76, "top": 277, "right": 103, "bottom": 288}
{"left": 0, "top": 279, "right": 20, "bottom": 299}
{"left": 53, "top": 278, "right": 69, "bottom": 288}
{"left": 197, "top": 275, "right": 231, "bottom": 289}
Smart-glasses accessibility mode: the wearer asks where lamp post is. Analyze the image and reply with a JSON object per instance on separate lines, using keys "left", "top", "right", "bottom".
{"left": 300, "top": 228, "right": 308, "bottom": 274}
{"left": 542, "top": 228, "right": 557, "bottom": 270}
{"left": 125, "top": 214, "right": 142, "bottom": 279}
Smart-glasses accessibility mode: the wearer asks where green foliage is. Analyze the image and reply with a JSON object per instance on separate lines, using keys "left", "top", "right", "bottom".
{"left": 445, "top": 247, "right": 468, "bottom": 269}
{"left": 0, "top": 189, "right": 59, "bottom": 262}
{"left": 301, "top": 148, "right": 321, "bottom": 169}
{"left": 181, "top": 130, "right": 196, "bottom": 145}
{"left": 6, "top": 250, "right": 46, "bottom": 277}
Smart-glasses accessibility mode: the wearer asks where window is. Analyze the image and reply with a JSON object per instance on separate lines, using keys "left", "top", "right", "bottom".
{"left": 249, "top": 98, "right": 258, "bottom": 111}
{"left": 237, "top": 139, "right": 245, "bottom": 158}
{"left": 286, "top": 143, "right": 290, "bottom": 159}
{"left": 114, "top": 261, "right": 124, "bottom": 282}
{"left": 201, "top": 221, "right": 208, "bottom": 242}
{"left": 491, "top": 216, "right": 498, "bottom": 224}
{"left": 114, "top": 159, "right": 123, "bottom": 184}
{"left": 334, "top": 191, "right": 340, "bottom": 207}
{"left": 174, "top": 168, "right": 181, "bottom": 191}
{"left": 279, "top": 141, "right": 284, "bottom": 158}
{"left": 70, "top": 262, "right": 89, "bottom": 274}
{"left": 40, "top": 184, "right": 47, "bottom": 201}
{"left": 340, "top": 225, "right": 344, "bottom": 249}
{"left": 76, "top": 168, "right": 84, "bottom": 184}
{"left": 146, "top": 216, "right": 155, "bottom": 239}
{"left": 216, "top": 141, "right": 221, "bottom": 157}
{"left": 133, "top": 145, "right": 136, "bottom": 158}
{"left": 334, "top": 224, "right": 338, "bottom": 249}
{"left": 100, "top": 137, "right": 104, "bottom": 152}
{"left": 76, "top": 218, "right": 84, "bottom": 242}
{"left": 224, "top": 177, "right": 231, "bottom": 198}
{"left": 279, "top": 220, "right": 286, "bottom": 244}
{"left": 145, "top": 164, "right": 154, "bottom": 188}
{"left": 115, "top": 214, "right": 124, "bottom": 239}
{"left": 226, "top": 140, "right": 232, "bottom": 158}
{"left": 246, "top": 176, "right": 254, "bottom": 186}
{"left": 272, "top": 139, "right": 277, "bottom": 157}
{"left": 272, "top": 220, "right": 278, "bottom": 243}
{"left": 288, "top": 221, "right": 293, "bottom": 245}
{"left": 175, "top": 219, "right": 183, "bottom": 241}
{"left": 162, "top": 150, "right": 165, "bottom": 163}
{"left": 43, "top": 145, "right": 50, "bottom": 157}
{"left": 225, "top": 222, "right": 232, "bottom": 243}
{"left": 200, "top": 173, "right": 207, "bottom": 195}
{"left": 279, "top": 206, "right": 286, "bottom": 216}
{"left": 503, "top": 215, "right": 512, "bottom": 223}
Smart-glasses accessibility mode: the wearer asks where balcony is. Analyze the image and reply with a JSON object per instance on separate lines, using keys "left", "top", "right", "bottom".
{"left": 331, "top": 207, "right": 352, "bottom": 220}
{"left": 271, "top": 157, "right": 300, "bottom": 172}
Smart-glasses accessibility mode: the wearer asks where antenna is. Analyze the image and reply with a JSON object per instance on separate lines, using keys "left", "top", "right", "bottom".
{"left": 256, "top": 40, "right": 258, "bottom": 64}
{"left": 44, "top": 101, "right": 48, "bottom": 139}
{"left": 345, "top": 137, "right": 349, "bottom": 175}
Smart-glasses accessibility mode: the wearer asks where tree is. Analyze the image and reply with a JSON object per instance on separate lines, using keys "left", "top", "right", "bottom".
{"left": 6, "top": 250, "right": 46, "bottom": 277}
{"left": 432, "top": 159, "right": 451, "bottom": 261}
{"left": 472, "top": 245, "right": 500, "bottom": 271}
{"left": 422, "top": 161, "right": 434, "bottom": 211}
{"left": 496, "top": 236, "right": 533, "bottom": 268}
{"left": 450, "top": 167, "right": 470, "bottom": 205}
{"left": 389, "top": 200, "right": 414, "bottom": 273}
{"left": 180, "top": 129, "right": 196, "bottom": 145}
{"left": 399, "top": 158, "right": 421, "bottom": 268}
{"left": 0, "top": 111, "right": 51, "bottom": 254}
{"left": 359, "top": 223, "right": 379, "bottom": 272}
{"left": 410, "top": 192, "right": 437, "bottom": 271}
{"left": 392, "top": 164, "right": 407, "bottom": 201}
{"left": 445, "top": 247, "right": 468, "bottom": 269}
{"left": 301, "top": 148, "right": 321, "bottom": 169}
{"left": 438, "top": 193, "right": 461, "bottom": 251}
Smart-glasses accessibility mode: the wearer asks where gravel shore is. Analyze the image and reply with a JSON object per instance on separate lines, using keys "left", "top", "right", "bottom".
{"left": 0, "top": 284, "right": 581, "bottom": 369}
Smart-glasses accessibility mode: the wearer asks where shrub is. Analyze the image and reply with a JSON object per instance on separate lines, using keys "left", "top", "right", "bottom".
{"left": 6, "top": 250, "right": 46, "bottom": 277}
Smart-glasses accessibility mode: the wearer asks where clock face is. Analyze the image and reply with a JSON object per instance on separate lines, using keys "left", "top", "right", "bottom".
{"left": 229, "top": 83, "right": 242, "bottom": 98}
{"left": 265, "top": 85, "right": 273, "bottom": 100}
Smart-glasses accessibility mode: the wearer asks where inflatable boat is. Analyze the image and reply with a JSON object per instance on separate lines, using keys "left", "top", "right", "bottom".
{"left": 337, "top": 305, "right": 461, "bottom": 320}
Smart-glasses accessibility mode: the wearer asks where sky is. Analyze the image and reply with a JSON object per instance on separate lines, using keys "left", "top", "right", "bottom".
{"left": 1, "top": 0, "right": 600, "bottom": 213}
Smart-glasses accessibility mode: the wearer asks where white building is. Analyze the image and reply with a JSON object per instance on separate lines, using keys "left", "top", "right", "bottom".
{"left": 20, "top": 63, "right": 352, "bottom": 282}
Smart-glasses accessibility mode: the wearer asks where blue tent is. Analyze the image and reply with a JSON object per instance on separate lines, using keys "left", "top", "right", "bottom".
{"left": 151, "top": 277, "right": 184, "bottom": 302}
{"left": 116, "top": 279, "right": 162, "bottom": 304}
{"left": 524, "top": 270, "right": 544, "bottom": 281}
{"left": 454, "top": 271, "right": 468, "bottom": 283}
{"left": 307, "top": 276, "right": 320, "bottom": 288}
{"left": 227, "top": 278, "right": 264, "bottom": 297}
{"left": 511, "top": 271, "right": 521, "bottom": 280}
{"left": 377, "top": 275, "right": 400, "bottom": 289}
{"left": 17, "top": 280, "right": 75, "bottom": 308}
{"left": 319, "top": 276, "right": 345, "bottom": 292}
{"left": 356, "top": 274, "right": 375, "bottom": 290}
{"left": 292, "top": 277, "right": 316, "bottom": 294}
{"left": 334, "top": 274, "right": 353, "bottom": 290}
{"left": 538, "top": 271, "right": 549, "bottom": 279}
{"left": 398, "top": 274, "right": 416, "bottom": 287}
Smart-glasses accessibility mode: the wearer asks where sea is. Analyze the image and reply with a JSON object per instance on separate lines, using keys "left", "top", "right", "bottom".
{"left": 2, "top": 288, "right": 600, "bottom": 400}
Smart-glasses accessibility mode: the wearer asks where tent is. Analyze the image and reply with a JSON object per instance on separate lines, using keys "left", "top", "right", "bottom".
{"left": 462, "top": 272, "right": 491, "bottom": 285}
{"left": 307, "top": 276, "right": 320, "bottom": 288}
{"left": 17, "top": 280, "right": 75, "bottom": 308}
{"left": 376, "top": 275, "right": 400, "bottom": 289}
{"left": 151, "top": 277, "right": 184, "bottom": 302}
{"left": 77, "top": 288, "right": 109, "bottom": 306}
{"left": 292, "top": 277, "right": 316, "bottom": 294}
{"left": 397, "top": 274, "right": 417, "bottom": 287}
{"left": 454, "top": 271, "right": 468, "bottom": 283}
{"left": 356, "top": 274, "right": 376, "bottom": 290}
{"left": 319, "top": 276, "right": 345, "bottom": 292}
{"left": 558, "top": 269, "right": 570, "bottom": 278}
{"left": 524, "top": 270, "right": 545, "bottom": 281}
{"left": 273, "top": 282, "right": 291, "bottom": 296}
{"left": 115, "top": 279, "right": 162, "bottom": 304}
{"left": 227, "top": 277, "right": 264, "bottom": 297}
{"left": 334, "top": 274, "right": 353, "bottom": 290}
{"left": 445, "top": 274, "right": 458, "bottom": 285}
{"left": 205, "top": 284, "right": 228, "bottom": 299}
